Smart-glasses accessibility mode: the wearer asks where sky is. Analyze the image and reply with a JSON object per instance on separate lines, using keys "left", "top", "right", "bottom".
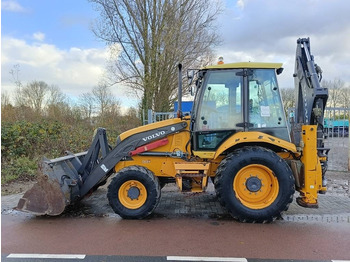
{"left": 1, "top": 0, "right": 350, "bottom": 110}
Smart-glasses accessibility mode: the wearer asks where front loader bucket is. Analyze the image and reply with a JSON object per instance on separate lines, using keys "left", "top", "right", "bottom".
{"left": 16, "top": 168, "right": 66, "bottom": 216}
{"left": 16, "top": 153, "right": 85, "bottom": 216}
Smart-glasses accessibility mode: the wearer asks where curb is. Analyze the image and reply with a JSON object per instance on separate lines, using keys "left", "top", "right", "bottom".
{"left": 282, "top": 214, "right": 350, "bottom": 223}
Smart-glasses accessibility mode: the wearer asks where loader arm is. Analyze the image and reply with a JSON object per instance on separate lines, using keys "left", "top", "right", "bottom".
{"left": 16, "top": 120, "right": 188, "bottom": 216}
{"left": 79, "top": 121, "right": 187, "bottom": 197}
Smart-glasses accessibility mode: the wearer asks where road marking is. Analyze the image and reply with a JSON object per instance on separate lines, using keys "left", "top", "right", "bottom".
{"left": 7, "top": 254, "right": 86, "bottom": 259}
{"left": 167, "top": 256, "right": 247, "bottom": 262}
{"left": 332, "top": 260, "right": 350, "bottom": 262}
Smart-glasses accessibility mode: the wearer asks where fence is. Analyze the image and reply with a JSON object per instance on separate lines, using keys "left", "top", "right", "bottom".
{"left": 145, "top": 109, "right": 190, "bottom": 124}
{"left": 323, "top": 107, "right": 349, "bottom": 138}
{"left": 287, "top": 107, "right": 349, "bottom": 171}
{"left": 322, "top": 108, "right": 349, "bottom": 171}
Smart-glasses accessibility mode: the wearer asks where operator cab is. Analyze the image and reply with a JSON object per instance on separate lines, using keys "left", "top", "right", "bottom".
{"left": 190, "top": 62, "right": 289, "bottom": 151}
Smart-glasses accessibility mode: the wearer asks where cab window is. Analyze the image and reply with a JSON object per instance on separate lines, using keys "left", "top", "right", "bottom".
{"left": 248, "top": 69, "right": 287, "bottom": 128}
{"left": 196, "top": 70, "right": 243, "bottom": 131}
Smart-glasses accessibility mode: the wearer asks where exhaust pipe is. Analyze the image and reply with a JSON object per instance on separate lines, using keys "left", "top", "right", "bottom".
{"left": 177, "top": 63, "right": 182, "bottom": 118}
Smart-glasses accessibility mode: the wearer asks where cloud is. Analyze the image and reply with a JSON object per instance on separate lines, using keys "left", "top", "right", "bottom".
{"left": 33, "top": 32, "right": 45, "bottom": 42}
{"left": 1, "top": 36, "right": 137, "bottom": 108}
{"left": 215, "top": 0, "right": 350, "bottom": 87}
{"left": 236, "top": 0, "right": 245, "bottom": 9}
{"left": 2, "top": 0, "right": 26, "bottom": 12}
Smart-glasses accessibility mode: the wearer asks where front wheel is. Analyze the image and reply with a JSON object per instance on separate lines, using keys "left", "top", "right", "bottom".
{"left": 107, "top": 166, "right": 161, "bottom": 219}
{"left": 215, "top": 146, "right": 295, "bottom": 223}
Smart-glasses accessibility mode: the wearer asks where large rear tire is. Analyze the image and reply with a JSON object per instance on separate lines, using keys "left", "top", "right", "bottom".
{"left": 107, "top": 166, "right": 161, "bottom": 219}
{"left": 215, "top": 146, "right": 295, "bottom": 223}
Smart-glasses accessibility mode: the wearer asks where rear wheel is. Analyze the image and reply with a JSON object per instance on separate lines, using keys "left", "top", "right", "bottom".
{"left": 107, "top": 166, "right": 161, "bottom": 219}
{"left": 215, "top": 146, "right": 295, "bottom": 223}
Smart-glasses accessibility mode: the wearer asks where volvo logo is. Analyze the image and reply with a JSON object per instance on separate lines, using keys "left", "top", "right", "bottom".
{"left": 142, "top": 131, "right": 166, "bottom": 142}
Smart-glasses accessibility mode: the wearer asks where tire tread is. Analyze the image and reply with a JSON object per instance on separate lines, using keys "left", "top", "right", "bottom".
{"left": 214, "top": 146, "right": 295, "bottom": 223}
{"left": 107, "top": 165, "right": 161, "bottom": 219}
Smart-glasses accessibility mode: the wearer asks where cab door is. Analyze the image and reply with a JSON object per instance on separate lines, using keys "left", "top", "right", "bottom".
{"left": 192, "top": 69, "right": 244, "bottom": 151}
{"left": 247, "top": 69, "right": 290, "bottom": 142}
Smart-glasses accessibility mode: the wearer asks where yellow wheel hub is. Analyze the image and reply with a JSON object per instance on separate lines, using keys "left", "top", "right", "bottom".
{"left": 233, "top": 164, "right": 279, "bottom": 209}
{"left": 118, "top": 180, "right": 147, "bottom": 209}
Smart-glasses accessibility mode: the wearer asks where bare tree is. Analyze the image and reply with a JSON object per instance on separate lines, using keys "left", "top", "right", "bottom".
{"left": 280, "top": 87, "right": 295, "bottom": 114}
{"left": 9, "top": 64, "right": 22, "bottom": 89}
{"left": 79, "top": 93, "right": 96, "bottom": 119}
{"left": 47, "top": 85, "right": 67, "bottom": 105}
{"left": 92, "top": 84, "right": 120, "bottom": 116}
{"left": 1, "top": 91, "right": 11, "bottom": 108}
{"left": 91, "top": 0, "right": 221, "bottom": 113}
{"left": 324, "top": 78, "right": 345, "bottom": 108}
{"left": 45, "top": 86, "right": 73, "bottom": 120}
{"left": 15, "top": 81, "right": 49, "bottom": 112}
{"left": 340, "top": 85, "right": 350, "bottom": 109}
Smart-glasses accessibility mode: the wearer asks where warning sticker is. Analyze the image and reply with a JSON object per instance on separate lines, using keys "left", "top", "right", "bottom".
{"left": 260, "top": 106, "right": 270, "bottom": 117}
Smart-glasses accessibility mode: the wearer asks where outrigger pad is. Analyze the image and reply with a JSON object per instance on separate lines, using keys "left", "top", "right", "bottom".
{"left": 296, "top": 197, "right": 319, "bottom": 209}
{"left": 15, "top": 163, "right": 67, "bottom": 216}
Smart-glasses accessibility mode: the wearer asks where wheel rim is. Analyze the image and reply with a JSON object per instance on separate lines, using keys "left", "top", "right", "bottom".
{"left": 118, "top": 180, "right": 147, "bottom": 209}
{"left": 233, "top": 164, "right": 279, "bottom": 209}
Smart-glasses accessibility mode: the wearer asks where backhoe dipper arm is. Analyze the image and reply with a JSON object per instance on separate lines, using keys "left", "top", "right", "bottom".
{"left": 292, "top": 38, "right": 329, "bottom": 208}
{"left": 294, "top": 38, "right": 328, "bottom": 127}
{"left": 292, "top": 38, "right": 328, "bottom": 149}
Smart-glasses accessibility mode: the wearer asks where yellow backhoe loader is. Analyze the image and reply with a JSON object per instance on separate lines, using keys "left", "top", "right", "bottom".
{"left": 17, "top": 38, "right": 329, "bottom": 223}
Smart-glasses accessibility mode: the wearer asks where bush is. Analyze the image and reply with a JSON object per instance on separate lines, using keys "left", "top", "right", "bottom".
{"left": 1, "top": 119, "right": 126, "bottom": 184}
{"left": 1, "top": 99, "right": 141, "bottom": 185}
{"left": 1, "top": 120, "right": 96, "bottom": 160}
{"left": 1, "top": 121, "right": 62, "bottom": 160}
{"left": 1, "top": 157, "right": 38, "bottom": 184}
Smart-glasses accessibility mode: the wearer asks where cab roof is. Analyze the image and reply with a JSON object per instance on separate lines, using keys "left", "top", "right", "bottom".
{"left": 203, "top": 62, "right": 283, "bottom": 70}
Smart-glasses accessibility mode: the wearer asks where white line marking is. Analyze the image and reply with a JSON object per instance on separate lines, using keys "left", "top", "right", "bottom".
{"left": 332, "top": 260, "right": 350, "bottom": 262}
{"left": 167, "top": 256, "right": 247, "bottom": 262}
{"left": 7, "top": 253, "right": 86, "bottom": 259}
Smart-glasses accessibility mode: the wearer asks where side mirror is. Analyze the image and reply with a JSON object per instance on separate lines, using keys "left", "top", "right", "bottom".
{"left": 187, "top": 69, "right": 195, "bottom": 85}
{"left": 276, "top": 68, "right": 284, "bottom": 75}
{"left": 190, "top": 85, "right": 195, "bottom": 96}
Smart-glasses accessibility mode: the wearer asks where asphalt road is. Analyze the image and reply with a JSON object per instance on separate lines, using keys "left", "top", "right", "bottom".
{"left": 2, "top": 213, "right": 350, "bottom": 261}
